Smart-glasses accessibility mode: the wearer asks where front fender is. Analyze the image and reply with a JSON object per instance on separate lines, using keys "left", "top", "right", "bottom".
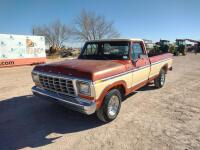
{"left": 95, "top": 80, "right": 127, "bottom": 109}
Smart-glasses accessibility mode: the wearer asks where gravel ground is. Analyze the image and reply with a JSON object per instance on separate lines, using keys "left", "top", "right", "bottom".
{"left": 0, "top": 54, "right": 200, "bottom": 150}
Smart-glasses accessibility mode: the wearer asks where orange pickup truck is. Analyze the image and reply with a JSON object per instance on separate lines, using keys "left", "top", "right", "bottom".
{"left": 32, "top": 39, "right": 173, "bottom": 122}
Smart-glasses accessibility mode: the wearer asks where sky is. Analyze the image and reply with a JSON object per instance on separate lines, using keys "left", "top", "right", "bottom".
{"left": 0, "top": 0, "right": 200, "bottom": 44}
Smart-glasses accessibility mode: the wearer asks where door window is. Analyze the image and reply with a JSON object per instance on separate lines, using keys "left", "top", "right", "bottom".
{"left": 132, "top": 43, "right": 143, "bottom": 60}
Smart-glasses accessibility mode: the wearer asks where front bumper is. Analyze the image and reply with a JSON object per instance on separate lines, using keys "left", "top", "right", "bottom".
{"left": 32, "top": 86, "right": 96, "bottom": 115}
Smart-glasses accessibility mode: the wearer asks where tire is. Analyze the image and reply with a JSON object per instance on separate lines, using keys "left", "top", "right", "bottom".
{"left": 96, "top": 89, "right": 122, "bottom": 123}
{"left": 154, "top": 69, "right": 166, "bottom": 88}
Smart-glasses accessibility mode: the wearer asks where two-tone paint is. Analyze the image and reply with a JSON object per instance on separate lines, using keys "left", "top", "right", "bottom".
{"left": 93, "top": 53, "right": 173, "bottom": 108}
{"left": 32, "top": 38, "right": 173, "bottom": 113}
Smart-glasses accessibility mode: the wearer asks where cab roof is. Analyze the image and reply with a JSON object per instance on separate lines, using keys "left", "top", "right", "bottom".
{"left": 87, "top": 38, "right": 144, "bottom": 42}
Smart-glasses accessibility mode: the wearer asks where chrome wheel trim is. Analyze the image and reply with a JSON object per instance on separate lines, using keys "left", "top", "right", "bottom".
{"left": 107, "top": 95, "right": 120, "bottom": 117}
{"left": 160, "top": 73, "right": 165, "bottom": 85}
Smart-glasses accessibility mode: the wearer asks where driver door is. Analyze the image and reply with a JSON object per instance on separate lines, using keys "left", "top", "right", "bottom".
{"left": 131, "top": 42, "right": 150, "bottom": 87}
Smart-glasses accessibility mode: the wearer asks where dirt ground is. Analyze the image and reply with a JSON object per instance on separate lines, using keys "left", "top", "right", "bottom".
{"left": 0, "top": 54, "right": 200, "bottom": 150}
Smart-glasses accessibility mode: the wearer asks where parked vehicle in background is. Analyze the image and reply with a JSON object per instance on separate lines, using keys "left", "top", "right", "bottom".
{"left": 143, "top": 39, "right": 155, "bottom": 53}
{"left": 174, "top": 39, "right": 187, "bottom": 56}
{"left": 148, "top": 40, "right": 170, "bottom": 57}
{"left": 31, "top": 38, "right": 173, "bottom": 122}
{"left": 157, "top": 40, "right": 170, "bottom": 53}
{"left": 185, "top": 39, "right": 200, "bottom": 54}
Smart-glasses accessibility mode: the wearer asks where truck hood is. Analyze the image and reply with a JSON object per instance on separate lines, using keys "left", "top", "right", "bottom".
{"left": 33, "top": 59, "right": 130, "bottom": 81}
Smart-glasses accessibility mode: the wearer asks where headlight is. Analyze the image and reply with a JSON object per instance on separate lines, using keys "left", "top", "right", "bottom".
{"left": 32, "top": 72, "right": 39, "bottom": 83}
{"left": 76, "top": 81, "right": 90, "bottom": 95}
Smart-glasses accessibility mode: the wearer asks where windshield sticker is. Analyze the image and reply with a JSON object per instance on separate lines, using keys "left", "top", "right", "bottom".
{"left": 123, "top": 56, "right": 128, "bottom": 59}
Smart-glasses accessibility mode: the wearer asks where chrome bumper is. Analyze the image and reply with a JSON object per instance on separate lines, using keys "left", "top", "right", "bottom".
{"left": 32, "top": 86, "right": 96, "bottom": 115}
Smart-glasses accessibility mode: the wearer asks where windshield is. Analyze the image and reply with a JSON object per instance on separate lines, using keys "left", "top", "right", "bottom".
{"left": 79, "top": 41, "right": 130, "bottom": 60}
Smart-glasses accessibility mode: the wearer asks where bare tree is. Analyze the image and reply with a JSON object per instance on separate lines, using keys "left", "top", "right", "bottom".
{"left": 33, "top": 20, "right": 72, "bottom": 49}
{"left": 72, "top": 10, "right": 120, "bottom": 41}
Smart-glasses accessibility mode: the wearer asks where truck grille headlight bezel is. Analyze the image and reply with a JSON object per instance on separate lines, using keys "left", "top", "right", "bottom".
{"left": 32, "top": 72, "right": 40, "bottom": 83}
{"left": 76, "top": 80, "right": 91, "bottom": 96}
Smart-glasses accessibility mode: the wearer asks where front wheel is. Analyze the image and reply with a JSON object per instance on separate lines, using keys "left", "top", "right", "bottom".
{"left": 154, "top": 69, "right": 166, "bottom": 88}
{"left": 96, "top": 89, "right": 122, "bottom": 123}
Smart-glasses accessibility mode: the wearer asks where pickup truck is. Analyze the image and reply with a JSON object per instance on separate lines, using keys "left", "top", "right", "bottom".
{"left": 32, "top": 39, "right": 173, "bottom": 122}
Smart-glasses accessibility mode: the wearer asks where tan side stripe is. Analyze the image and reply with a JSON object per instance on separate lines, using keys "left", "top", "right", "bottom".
{"left": 97, "top": 58, "right": 172, "bottom": 83}
{"left": 100, "top": 65, "right": 150, "bottom": 82}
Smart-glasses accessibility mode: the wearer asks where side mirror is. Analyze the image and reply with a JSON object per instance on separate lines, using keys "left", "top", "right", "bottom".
{"left": 132, "top": 54, "right": 147, "bottom": 64}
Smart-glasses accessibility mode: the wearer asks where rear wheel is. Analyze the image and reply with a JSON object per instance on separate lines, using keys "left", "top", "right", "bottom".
{"left": 154, "top": 69, "right": 166, "bottom": 88}
{"left": 96, "top": 89, "right": 122, "bottom": 123}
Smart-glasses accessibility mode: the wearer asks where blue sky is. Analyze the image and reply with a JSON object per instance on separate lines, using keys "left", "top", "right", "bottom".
{"left": 0, "top": 0, "right": 200, "bottom": 43}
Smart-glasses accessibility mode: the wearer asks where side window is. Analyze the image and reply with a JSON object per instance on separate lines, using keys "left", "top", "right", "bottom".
{"left": 132, "top": 43, "right": 143, "bottom": 60}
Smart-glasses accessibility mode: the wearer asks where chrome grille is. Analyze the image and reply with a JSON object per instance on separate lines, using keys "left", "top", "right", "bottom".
{"left": 38, "top": 74, "right": 75, "bottom": 96}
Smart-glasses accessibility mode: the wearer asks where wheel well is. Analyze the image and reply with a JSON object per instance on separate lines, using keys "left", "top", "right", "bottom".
{"left": 109, "top": 85, "right": 126, "bottom": 98}
{"left": 162, "top": 64, "right": 168, "bottom": 73}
